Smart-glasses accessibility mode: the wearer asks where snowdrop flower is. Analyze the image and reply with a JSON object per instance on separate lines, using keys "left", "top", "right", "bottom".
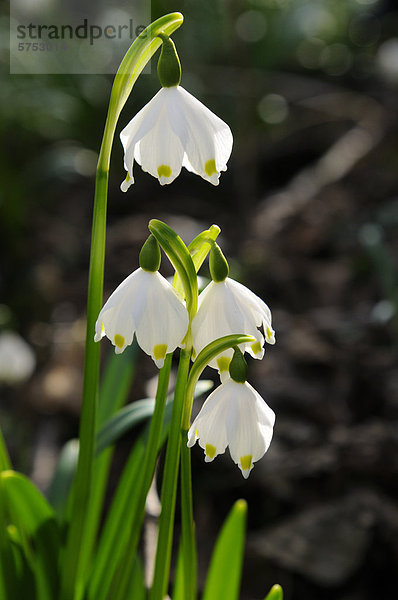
{"left": 120, "top": 36, "right": 232, "bottom": 190}
{"left": 188, "top": 378, "right": 275, "bottom": 478}
{"left": 192, "top": 244, "right": 275, "bottom": 377}
{"left": 120, "top": 86, "right": 233, "bottom": 190}
{"left": 94, "top": 236, "right": 189, "bottom": 368}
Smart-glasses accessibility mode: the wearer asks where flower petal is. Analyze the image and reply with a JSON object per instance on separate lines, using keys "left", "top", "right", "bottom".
{"left": 167, "top": 86, "right": 233, "bottom": 185}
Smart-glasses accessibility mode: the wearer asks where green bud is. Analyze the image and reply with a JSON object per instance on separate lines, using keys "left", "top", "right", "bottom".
{"left": 209, "top": 244, "right": 229, "bottom": 282}
{"left": 157, "top": 34, "right": 181, "bottom": 88}
{"left": 229, "top": 347, "right": 248, "bottom": 383}
{"left": 139, "top": 235, "right": 161, "bottom": 272}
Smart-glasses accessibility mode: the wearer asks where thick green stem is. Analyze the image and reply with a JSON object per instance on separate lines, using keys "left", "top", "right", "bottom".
{"left": 110, "top": 354, "right": 172, "bottom": 600}
{"left": 150, "top": 348, "right": 191, "bottom": 600}
{"left": 180, "top": 430, "right": 197, "bottom": 600}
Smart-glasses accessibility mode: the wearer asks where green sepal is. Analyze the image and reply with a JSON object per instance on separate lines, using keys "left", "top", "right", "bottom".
{"left": 229, "top": 347, "right": 248, "bottom": 383}
{"left": 139, "top": 235, "right": 161, "bottom": 272}
{"left": 210, "top": 243, "right": 229, "bottom": 282}
{"left": 157, "top": 34, "right": 181, "bottom": 87}
{"left": 183, "top": 333, "right": 255, "bottom": 428}
{"left": 264, "top": 584, "right": 284, "bottom": 600}
{"left": 149, "top": 219, "right": 198, "bottom": 320}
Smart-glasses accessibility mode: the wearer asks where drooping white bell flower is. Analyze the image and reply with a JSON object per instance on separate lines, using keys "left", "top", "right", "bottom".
{"left": 188, "top": 378, "right": 275, "bottom": 478}
{"left": 191, "top": 277, "right": 276, "bottom": 376}
{"left": 120, "top": 85, "right": 233, "bottom": 190}
{"left": 94, "top": 268, "right": 189, "bottom": 368}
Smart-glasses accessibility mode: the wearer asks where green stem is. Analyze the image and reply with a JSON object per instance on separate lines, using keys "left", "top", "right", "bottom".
{"left": 59, "top": 114, "right": 116, "bottom": 600}
{"left": 111, "top": 354, "right": 172, "bottom": 600}
{"left": 150, "top": 348, "right": 191, "bottom": 600}
{"left": 180, "top": 430, "right": 197, "bottom": 600}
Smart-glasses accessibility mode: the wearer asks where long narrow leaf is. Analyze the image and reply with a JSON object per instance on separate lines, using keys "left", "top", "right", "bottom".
{"left": 96, "top": 397, "right": 155, "bottom": 454}
{"left": 202, "top": 499, "right": 247, "bottom": 600}
{"left": 47, "top": 439, "right": 79, "bottom": 522}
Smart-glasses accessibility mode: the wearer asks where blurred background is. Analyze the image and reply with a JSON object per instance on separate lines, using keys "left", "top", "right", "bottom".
{"left": 1, "top": 0, "right": 398, "bottom": 598}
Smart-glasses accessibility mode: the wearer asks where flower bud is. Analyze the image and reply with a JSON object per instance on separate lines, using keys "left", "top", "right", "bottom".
{"left": 229, "top": 347, "right": 248, "bottom": 383}
{"left": 209, "top": 243, "right": 229, "bottom": 282}
{"left": 139, "top": 235, "right": 161, "bottom": 272}
{"left": 157, "top": 34, "right": 181, "bottom": 88}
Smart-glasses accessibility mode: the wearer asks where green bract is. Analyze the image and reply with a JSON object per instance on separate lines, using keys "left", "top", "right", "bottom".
{"left": 157, "top": 34, "right": 182, "bottom": 87}
{"left": 229, "top": 347, "right": 248, "bottom": 383}
{"left": 139, "top": 235, "right": 161, "bottom": 272}
{"left": 209, "top": 243, "right": 229, "bottom": 282}
{"left": 149, "top": 219, "right": 198, "bottom": 321}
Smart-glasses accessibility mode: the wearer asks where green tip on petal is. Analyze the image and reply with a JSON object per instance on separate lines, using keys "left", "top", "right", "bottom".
{"left": 229, "top": 347, "right": 248, "bottom": 383}
{"left": 139, "top": 234, "right": 161, "bottom": 272}
{"left": 205, "top": 444, "right": 217, "bottom": 460}
{"left": 209, "top": 243, "right": 229, "bottom": 282}
{"left": 157, "top": 34, "right": 181, "bottom": 87}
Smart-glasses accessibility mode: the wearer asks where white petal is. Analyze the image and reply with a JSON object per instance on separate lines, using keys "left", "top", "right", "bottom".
{"left": 135, "top": 101, "right": 184, "bottom": 185}
{"left": 167, "top": 86, "right": 233, "bottom": 184}
{"left": 94, "top": 269, "right": 144, "bottom": 352}
{"left": 192, "top": 280, "right": 264, "bottom": 370}
{"left": 120, "top": 88, "right": 168, "bottom": 187}
{"left": 226, "top": 381, "right": 275, "bottom": 475}
{"left": 188, "top": 385, "right": 230, "bottom": 460}
{"left": 134, "top": 271, "right": 189, "bottom": 364}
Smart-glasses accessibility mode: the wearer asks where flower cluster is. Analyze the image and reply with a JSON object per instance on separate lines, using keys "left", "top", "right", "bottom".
{"left": 95, "top": 230, "right": 275, "bottom": 478}
{"left": 95, "top": 36, "right": 276, "bottom": 478}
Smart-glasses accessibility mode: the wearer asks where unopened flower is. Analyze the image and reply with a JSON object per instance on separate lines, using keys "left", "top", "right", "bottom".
{"left": 120, "top": 86, "right": 233, "bottom": 190}
{"left": 191, "top": 278, "right": 275, "bottom": 375}
{"left": 94, "top": 268, "right": 188, "bottom": 367}
{"left": 188, "top": 378, "right": 275, "bottom": 478}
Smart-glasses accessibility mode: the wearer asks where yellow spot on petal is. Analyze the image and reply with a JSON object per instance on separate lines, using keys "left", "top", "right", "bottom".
{"left": 114, "top": 334, "right": 125, "bottom": 348}
{"left": 205, "top": 444, "right": 217, "bottom": 459}
{"left": 157, "top": 165, "right": 172, "bottom": 179}
{"left": 101, "top": 323, "right": 105, "bottom": 334}
{"left": 240, "top": 455, "right": 253, "bottom": 471}
{"left": 266, "top": 326, "right": 274, "bottom": 340}
{"left": 217, "top": 356, "right": 231, "bottom": 372}
{"left": 251, "top": 341, "right": 262, "bottom": 355}
{"left": 204, "top": 159, "right": 217, "bottom": 177}
{"left": 154, "top": 344, "right": 167, "bottom": 361}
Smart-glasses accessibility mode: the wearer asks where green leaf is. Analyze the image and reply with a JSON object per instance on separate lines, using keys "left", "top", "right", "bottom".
{"left": 202, "top": 499, "right": 247, "bottom": 600}
{"left": 1, "top": 470, "right": 61, "bottom": 600}
{"left": 172, "top": 224, "right": 221, "bottom": 298}
{"left": 149, "top": 219, "right": 198, "bottom": 320}
{"left": 96, "top": 398, "right": 156, "bottom": 454}
{"left": 96, "top": 379, "right": 213, "bottom": 455}
{"left": 127, "top": 556, "right": 146, "bottom": 600}
{"left": 172, "top": 541, "right": 185, "bottom": 600}
{"left": 97, "top": 344, "right": 139, "bottom": 429}
{"left": 47, "top": 439, "right": 79, "bottom": 522}
{"left": 264, "top": 584, "right": 284, "bottom": 600}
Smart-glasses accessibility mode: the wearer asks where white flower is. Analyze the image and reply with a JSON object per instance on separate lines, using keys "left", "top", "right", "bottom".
{"left": 120, "top": 85, "right": 233, "bottom": 190}
{"left": 191, "top": 278, "right": 275, "bottom": 374}
{"left": 188, "top": 379, "right": 275, "bottom": 478}
{"left": 94, "top": 268, "right": 189, "bottom": 368}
